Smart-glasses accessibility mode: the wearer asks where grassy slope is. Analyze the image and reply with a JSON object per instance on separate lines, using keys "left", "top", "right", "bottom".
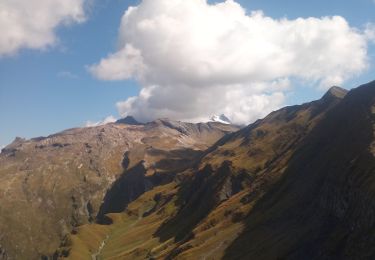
{"left": 60, "top": 89, "right": 347, "bottom": 259}
{"left": 224, "top": 82, "right": 375, "bottom": 259}
{"left": 0, "top": 121, "right": 238, "bottom": 259}
{"left": 61, "top": 183, "right": 179, "bottom": 259}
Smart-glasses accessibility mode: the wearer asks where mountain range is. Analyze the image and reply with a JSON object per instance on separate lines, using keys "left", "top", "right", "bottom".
{"left": 0, "top": 81, "right": 374, "bottom": 259}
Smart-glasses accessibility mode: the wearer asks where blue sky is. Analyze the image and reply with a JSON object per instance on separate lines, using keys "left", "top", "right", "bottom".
{"left": 0, "top": 0, "right": 374, "bottom": 147}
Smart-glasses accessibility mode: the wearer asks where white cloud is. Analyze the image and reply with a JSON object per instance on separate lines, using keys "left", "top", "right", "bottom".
{"left": 116, "top": 81, "right": 287, "bottom": 124}
{"left": 85, "top": 115, "right": 117, "bottom": 127}
{"left": 0, "top": 0, "right": 87, "bottom": 56}
{"left": 89, "top": 0, "right": 371, "bottom": 125}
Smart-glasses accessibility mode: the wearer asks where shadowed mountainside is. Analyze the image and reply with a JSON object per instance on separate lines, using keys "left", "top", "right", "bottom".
{"left": 224, "top": 81, "right": 375, "bottom": 259}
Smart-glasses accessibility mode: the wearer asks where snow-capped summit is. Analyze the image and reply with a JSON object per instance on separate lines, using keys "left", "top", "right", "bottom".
{"left": 210, "top": 114, "right": 232, "bottom": 124}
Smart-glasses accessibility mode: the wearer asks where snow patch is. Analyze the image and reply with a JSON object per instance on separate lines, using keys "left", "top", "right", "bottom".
{"left": 210, "top": 114, "right": 232, "bottom": 124}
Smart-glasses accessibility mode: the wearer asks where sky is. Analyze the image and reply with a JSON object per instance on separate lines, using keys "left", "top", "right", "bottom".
{"left": 0, "top": 0, "right": 374, "bottom": 147}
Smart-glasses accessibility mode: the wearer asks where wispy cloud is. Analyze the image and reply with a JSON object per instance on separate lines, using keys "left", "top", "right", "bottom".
{"left": 85, "top": 115, "right": 117, "bottom": 127}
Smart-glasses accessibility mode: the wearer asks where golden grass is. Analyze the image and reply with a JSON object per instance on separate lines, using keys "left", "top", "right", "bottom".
{"left": 64, "top": 224, "right": 111, "bottom": 259}
{"left": 64, "top": 182, "right": 179, "bottom": 260}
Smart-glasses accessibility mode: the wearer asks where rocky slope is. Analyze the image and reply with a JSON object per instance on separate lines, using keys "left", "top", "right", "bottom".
{"left": 55, "top": 83, "right": 375, "bottom": 260}
{"left": 0, "top": 119, "right": 238, "bottom": 259}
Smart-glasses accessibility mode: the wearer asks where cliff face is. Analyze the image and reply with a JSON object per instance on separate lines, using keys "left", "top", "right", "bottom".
{"left": 0, "top": 120, "right": 238, "bottom": 259}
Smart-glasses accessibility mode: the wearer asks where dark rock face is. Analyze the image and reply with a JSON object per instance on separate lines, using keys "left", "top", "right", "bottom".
{"left": 115, "top": 116, "right": 143, "bottom": 125}
{"left": 0, "top": 245, "right": 7, "bottom": 260}
{"left": 155, "top": 160, "right": 252, "bottom": 249}
{"left": 97, "top": 161, "right": 155, "bottom": 220}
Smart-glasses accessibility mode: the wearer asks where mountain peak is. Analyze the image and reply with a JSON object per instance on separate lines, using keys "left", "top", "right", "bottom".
{"left": 210, "top": 114, "right": 231, "bottom": 124}
{"left": 115, "top": 116, "right": 142, "bottom": 125}
{"left": 324, "top": 86, "right": 348, "bottom": 99}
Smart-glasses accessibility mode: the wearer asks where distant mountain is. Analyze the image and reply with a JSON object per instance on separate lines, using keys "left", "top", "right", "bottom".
{"left": 115, "top": 115, "right": 143, "bottom": 125}
{"left": 210, "top": 114, "right": 232, "bottom": 124}
{"left": 1, "top": 82, "right": 375, "bottom": 260}
{"left": 0, "top": 119, "right": 239, "bottom": 259}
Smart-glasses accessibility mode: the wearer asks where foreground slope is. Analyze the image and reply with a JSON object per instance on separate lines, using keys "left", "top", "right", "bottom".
{"left": 225, "top": 81, "right": 375, "bottom": 259}
{"left": 59, "top": 85, "right": 357, "bottom": 259}
{"left": 0, "top": 120, "right": 238, "bottom": 259}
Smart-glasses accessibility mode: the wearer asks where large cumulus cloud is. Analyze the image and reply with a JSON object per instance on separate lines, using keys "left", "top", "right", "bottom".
{"left": 89, "top": 0, "right": 372, "bottom": 124}
{"left": 0, "top": 0, "right": 87, "bottom": 56}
